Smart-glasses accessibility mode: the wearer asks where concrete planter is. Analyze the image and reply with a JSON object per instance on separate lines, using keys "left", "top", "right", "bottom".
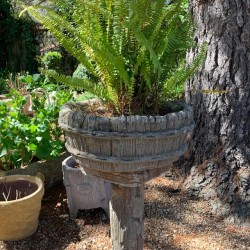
{"left": 62, "top": 156, "right": 110, "bottom": 218}
{"left": 0, "top": 175, "right": 44, "bottom": 241}
{"left": 59, "top": 102, "right": 194, "bottom": 249}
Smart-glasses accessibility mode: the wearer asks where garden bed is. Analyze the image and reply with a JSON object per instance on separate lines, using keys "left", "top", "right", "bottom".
{"left": 0, "top": 176, "right": 249, "bottom": 249}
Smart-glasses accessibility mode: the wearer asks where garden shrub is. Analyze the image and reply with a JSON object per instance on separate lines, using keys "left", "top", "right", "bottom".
{"left": 41, "top": 51, "right": 62, "bottom": 71}
{"left": 72, "top": 64, "right": 98, "bottom": 83}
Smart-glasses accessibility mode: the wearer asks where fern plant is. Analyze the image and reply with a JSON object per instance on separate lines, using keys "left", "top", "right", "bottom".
{"left": 22, "top": 0, "right": 206, "bottom": 115}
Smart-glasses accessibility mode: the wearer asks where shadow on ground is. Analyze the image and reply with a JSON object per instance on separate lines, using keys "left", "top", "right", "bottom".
{"left": 1, "top": 178, "right": 250, "bottom": 250}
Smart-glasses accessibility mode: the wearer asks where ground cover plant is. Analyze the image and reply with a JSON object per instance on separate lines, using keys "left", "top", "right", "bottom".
{"left": 0, "top": 73, "right": 72, "bottom": 170}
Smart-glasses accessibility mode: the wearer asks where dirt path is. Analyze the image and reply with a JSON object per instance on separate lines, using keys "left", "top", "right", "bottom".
{"left": 0, "top": 177, "right": 249, "bottom": 250}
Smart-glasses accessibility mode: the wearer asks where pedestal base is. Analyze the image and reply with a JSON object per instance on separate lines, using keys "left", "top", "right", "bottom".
{"left": 110, "top": 183, "right": 144, "bottom": 250}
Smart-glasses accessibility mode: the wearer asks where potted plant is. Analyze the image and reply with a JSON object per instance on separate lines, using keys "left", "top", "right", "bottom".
{"left": 0, "top": 174, "right": 44, "bottom": 241}
{"left": 22, "top": 0, "right": 206, "bottom": 248}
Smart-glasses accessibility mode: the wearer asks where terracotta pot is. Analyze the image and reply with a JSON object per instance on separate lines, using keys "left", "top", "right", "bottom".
{"left": 0, "top": 175, "right": 44, "bottom": 241}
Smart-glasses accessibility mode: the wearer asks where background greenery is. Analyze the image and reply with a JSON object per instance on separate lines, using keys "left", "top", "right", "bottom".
{"left": 0, "top": 0, "right": 38, "bottom": 73}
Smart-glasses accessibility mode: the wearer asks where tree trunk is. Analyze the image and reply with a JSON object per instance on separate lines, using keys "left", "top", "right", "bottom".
{"left": 180, "top": 0, "right": 250, "bottom": 225}
{"left": 110, "top": 183, "right": 144, "bottom": 250}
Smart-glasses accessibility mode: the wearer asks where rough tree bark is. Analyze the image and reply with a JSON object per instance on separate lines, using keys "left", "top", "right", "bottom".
{"left": 180, "top": 0, "right": 250, "bottom": 225}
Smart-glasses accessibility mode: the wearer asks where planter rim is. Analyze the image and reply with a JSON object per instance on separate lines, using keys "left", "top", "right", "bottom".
{"left": 59, "top": 101, "right": 194, "bottom": 134}
{"left": 0, "top": 175, "right": 44, "bottom": 204}
{"left": 62, "top": 156, "right": 80, "bottom": 172}
{"left": 60, "top": 101, "right": 192, "bottom": 120}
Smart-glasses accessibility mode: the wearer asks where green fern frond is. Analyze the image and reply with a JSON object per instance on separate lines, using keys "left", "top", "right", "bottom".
{"left": 128, "top": 24, "right": 162, "bottom": 74}
{"left": 44, "top": 69, "right": 118, "bottom": 105}
{"left": 21, "top": 5, "right": 97, "bottom": 76}
{"left": 163, "top": 42, "right": 207, "bottom": 98}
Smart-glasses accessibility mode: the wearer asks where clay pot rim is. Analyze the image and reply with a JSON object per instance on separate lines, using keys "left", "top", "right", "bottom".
{"left": 0, "top": 175, "right": 44, "bottom": 204}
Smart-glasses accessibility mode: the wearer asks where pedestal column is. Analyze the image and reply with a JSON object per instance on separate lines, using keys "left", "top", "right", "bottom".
{"left": 110, "top": 183, "right": 144, "bottom": 250}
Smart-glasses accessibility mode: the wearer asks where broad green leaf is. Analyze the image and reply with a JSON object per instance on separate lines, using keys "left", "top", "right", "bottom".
{"left": 33, "top": 74, "right": 41, "bottom": 82}
{"left": 27, "top": 143, "right": 37, "bottom": 151}
{"left": 0, "top": 148, "right": 7, "bottom": 158}
{"left": 36, "top": 136, "right": 42, "bottom": 142}
{"left": 29, "top": 124, "right": 38, "bottom": 133}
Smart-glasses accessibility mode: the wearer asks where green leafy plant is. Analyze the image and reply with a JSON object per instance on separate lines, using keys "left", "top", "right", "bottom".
{"left": 0, "top": 88, "right": 72, "bottom": 170}
{"left": 6, "top": 73, "right": 41, "bottom": 95}
{"left": 22, "top": 0, "right": 206, "bottom": 115}
{"left": 41, "top": 51, "right": 62, "bottom": 71}
{"left": 17, "top": 72, "right": 59, "bottom": 92}
{"left": 6, "top": 72, "right": 62, "bottom": 93}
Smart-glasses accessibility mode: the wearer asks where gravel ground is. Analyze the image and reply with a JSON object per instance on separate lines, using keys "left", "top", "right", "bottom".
{"left": 0, "top": 177, "right": 250, "bottom": 250}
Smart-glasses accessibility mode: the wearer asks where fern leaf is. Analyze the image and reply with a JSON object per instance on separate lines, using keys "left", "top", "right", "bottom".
{"left": 44, "top": 69, "right": 118, "bottom": 105}
{"left": 163, "top": 42, "right": 207, "bottom": 98}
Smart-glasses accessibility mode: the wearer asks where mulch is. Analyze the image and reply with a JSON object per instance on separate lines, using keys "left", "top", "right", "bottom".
{"left": 0, "top": 177, "right": 250, "bottom": 250}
